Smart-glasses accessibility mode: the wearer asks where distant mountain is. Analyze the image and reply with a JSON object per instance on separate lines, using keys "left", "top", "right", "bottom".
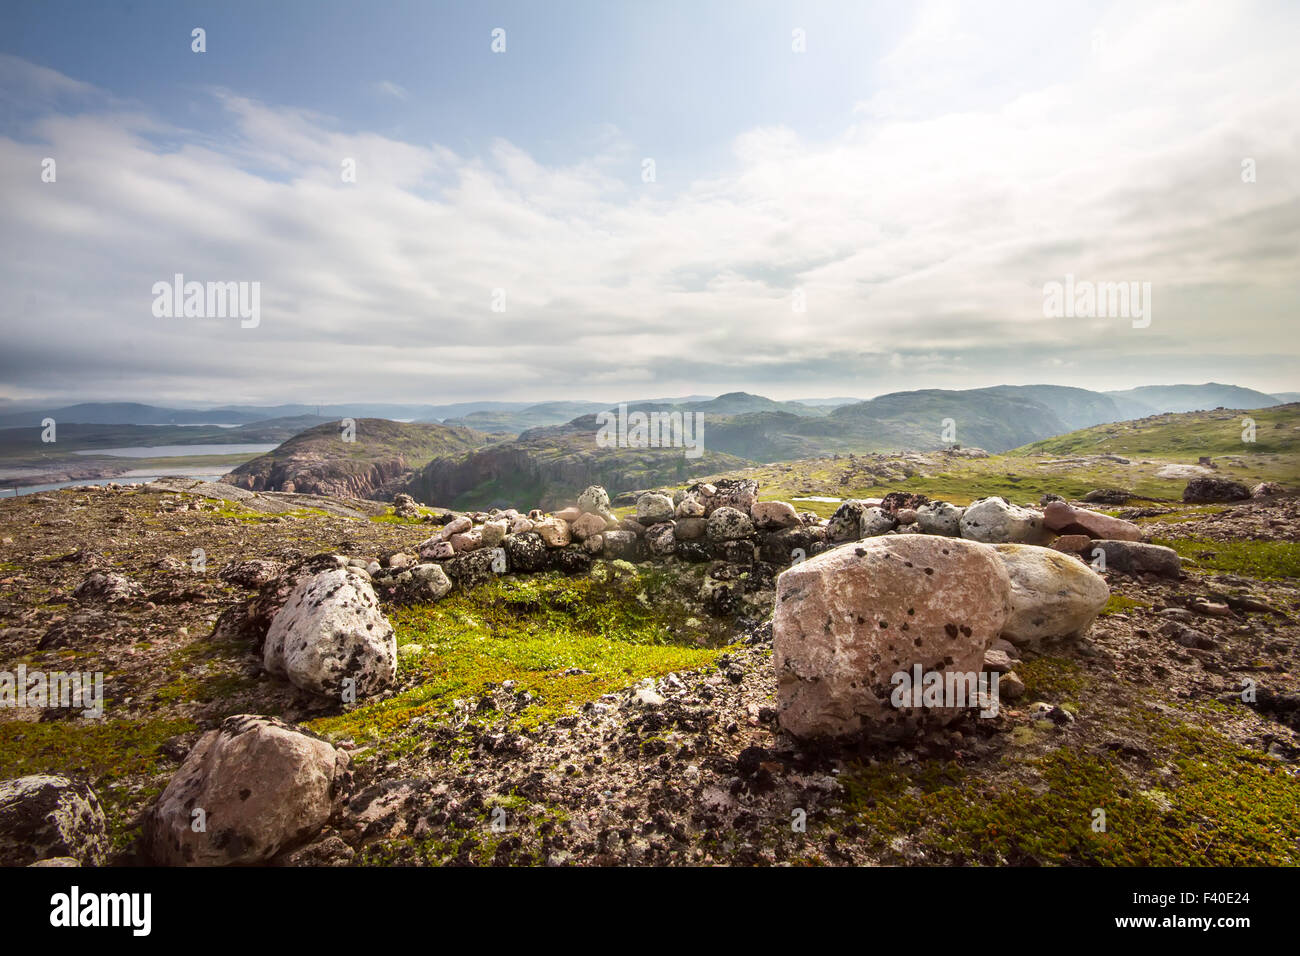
{"left": 1103, "top": 383, "right": 1284, "bottom": 415}
{"left": 977, "top": 385, "right": 1126, "bottom": 431}
{"left": 222, "top": 419, "right": 491, "bottom": 499}
{"left": 0, "top": 402, "right": 268, "bottom": 427}
{"left": 439, "top": 401, "right": 613, "bottom": 434}
{"left": 1271, "top": 392, "right": 1300, "bottom": 404}
{"left": 0, "top": 415, "right": 332, "bottom": 454}
{"left": 403, "top": 416, "right": 751, "bottom": 510}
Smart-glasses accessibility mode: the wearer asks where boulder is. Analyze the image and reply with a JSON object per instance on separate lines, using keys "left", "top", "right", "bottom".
{"left": 675, "top": 494, "right": 706, "bottom": 518}
{"left": 508, "top": 516, "right": 535, "bottom": 535}
{"left": 553, "top": 506, "right": 582, "bottom": 522}
{"left": 750, "top": 500, "right": 800, "bottom": 530}
{"left": 534, "top": 517, "right": 572, "bottom": 548}
{"left": 263, "top": 567, "right": 396, "bottom": 699}
{"left": 577, "top": 486, "right": 611, "bottom": 515}
{"left": 644, "top": 522, "right": 676, "bottom": 557}
{"left": 1252, "top": 481, "right": 1286, "bottom": 497}
{"left": 438, "top": 516, "right": 472, "bottom": 540}
{"left": 991, "top": 544, "right": 1110, "bottom": 648}
{"left": 0, "top": 775, "right": 108, "bottom": 867}
{"left": 503, "top": 532, "right": 547, "bottom": 573}
{"left": 144, "top": 715, "right": 349, "bottom": 866}
{"left": 689, "top": 478, "right": 758, "bottom": 516}
{"left": 826, "top": 500, "right": 870, "bottom": 542}
{"left": 479, "top": 519, "right": 508, "bottom": 548}
{"left": 706, "top": 506, "right": 754, "bottom": 542}
{"left": 449, "top": 531, "right": 482, "bottom": 553}
{"left": 773, "top": 536, "right": 1013, "bottom": 740}
{"left": 673, "top": 516, "right": 707, "bottom": 540}
{"left": 1183, "top": 476, "right": 1250, "bottom": 503}
{"left": 860, "top": 506, "right": 896, "bottom": 537}
{"left": 959, "top": 497, "right": 1048, "bottom": 544}
{"left": 635, "top": 493, "right": 676, "bottom": 526}
{"left": 1050, "top": 534, "right": 1093, "bottom": 554}
{"left": 569, "top": 512, "right": 606, "bottom": 541}
{"left": 1043, "top": 501, "right": 1141, "bottom": 541}
{"left": 403, "top": 563, "right": 452, "bottom": 603}
{"left": 602, "top": 530, "right": 642, "bottom": 561}
{"left": 1088, "top": 539, "right": 1182, "bottom": 577}
{"left": 72, "top": 571, "right": 141, "bottom": 604}
{"left": 915, "top": 501, "right": 963, "bottom": 536}
{"left": 444, "top": 546, "right": 504, "bottom": 588}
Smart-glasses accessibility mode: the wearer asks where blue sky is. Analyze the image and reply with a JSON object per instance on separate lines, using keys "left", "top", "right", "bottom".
{"left": 0, "top": 0, "right": 1297, "bottom": 405}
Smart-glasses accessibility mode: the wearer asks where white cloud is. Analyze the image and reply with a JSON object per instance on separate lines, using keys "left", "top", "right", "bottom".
{"left": 1, "top": 0, "right": 1298, "bottom": 405}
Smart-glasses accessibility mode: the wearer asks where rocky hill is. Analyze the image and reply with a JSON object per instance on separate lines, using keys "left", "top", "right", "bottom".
{"left": 402, "top": 417, "right": 752, "bottom": 510}
{"left": 223, "top": 418, "right": 490, "bottom": 499}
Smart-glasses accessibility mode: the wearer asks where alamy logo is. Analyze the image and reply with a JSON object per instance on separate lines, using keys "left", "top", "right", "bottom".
{"left": 0, "top": 666, "right": 103, "bottom": 718}
{"left": 1043, "top": 274, "right": 1151, "bottom": 328}
{"left": 151, "top": 273, "right": 260, "bottom": 328}
{"left": 890, "top": 665, "right": 1000, "bottom": 718}
{"left": 49, "top": 886, "right": 151, "bottom": 936}
{"left": 595, "top": 403, "right": 704, "bottom": 459}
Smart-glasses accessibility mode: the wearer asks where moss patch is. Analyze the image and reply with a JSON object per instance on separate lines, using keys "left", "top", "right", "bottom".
{"left": 1152, "top": 537, "right": 1300, "bottom": 579}
{"left": 308, "top": 570, "right": 727, "bottom": 752}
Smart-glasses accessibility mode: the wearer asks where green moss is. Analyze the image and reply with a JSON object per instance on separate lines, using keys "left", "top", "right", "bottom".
{"left": 0, "top": 717, "right": 195, "bottom": 781}
{"left": 840, "top": 721, "right": 1300, "bottom": 865}
{"left": 1152, "top": 537, "right": 1300, "bottom": 579}
{"left": 1101, "top": 595, "right": 1148, "bottom": 615}
{"left": 1014, "top": 656, "right": 1087, "bottom": 700}
{"left": 308, "top": 571, "right": 726, "bottom": 751}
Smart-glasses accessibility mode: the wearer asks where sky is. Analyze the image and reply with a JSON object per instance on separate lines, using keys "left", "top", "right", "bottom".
{"left": 1, "top": 0, "right": 1297, "bottom": 407}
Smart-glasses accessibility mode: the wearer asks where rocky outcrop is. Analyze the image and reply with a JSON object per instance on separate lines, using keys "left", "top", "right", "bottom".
{"left": 144, "top": 715, "right": 350, "bottom": 866}
{"left": 1183, "top": 476, "right": 1251, "bottom": 503}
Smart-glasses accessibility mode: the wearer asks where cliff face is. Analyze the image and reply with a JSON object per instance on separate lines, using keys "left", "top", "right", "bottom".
{"left": 227, "top": 454, "right": 414, "bottom": 499}
{"left": 402, "top": 423, "right": 752, "bottom": 510}
{"left": 222, "top": 418, "right": 490, "bottom": 500}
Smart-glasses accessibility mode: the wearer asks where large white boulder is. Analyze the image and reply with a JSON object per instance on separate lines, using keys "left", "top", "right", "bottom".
{"left": 263, "top": 566, "right": 396, "bottom": 699}
{"left": 992, "top": 543, "right": 1110, "bottom": 647}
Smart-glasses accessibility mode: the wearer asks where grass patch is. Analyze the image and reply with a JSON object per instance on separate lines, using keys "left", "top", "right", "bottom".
{"left": 0, "top": 717, "right": 195, "bottom": 782}
{"left": 308, "top": 570, "right": 726, "bottom": 751}
{"left": 1152, "top": 538, "right": 1300, "bottom": 579}
{"left": 1101, "top": 594, "right": 1148, "bottom": 616}
{"left": 840, "top": 721, "right": 1300, "bottom": 865}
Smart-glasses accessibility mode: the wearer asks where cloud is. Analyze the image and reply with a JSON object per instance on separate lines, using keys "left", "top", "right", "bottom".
{"left": 375, "top": 81, "right": 409, "bottom": 101}
{"left": 1, "top": 0, "right": 1298, "bottom": 406}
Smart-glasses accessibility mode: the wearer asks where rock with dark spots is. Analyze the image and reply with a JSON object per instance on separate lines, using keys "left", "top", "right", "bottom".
{"left": 72, "top": 571, "right": 141, "bottom": 604}
{"left": 959, "top": 497, "right": 1048, "bottom": 544}
{"left": 400, "top": 563, "right": 452, "bottom": 603}
{"left": 773, "top": 536, "right": 1013, "bottom": 740}
{"left": 1081, "top": 488, "right": 1132, "bottom": 505}
{"left": 444, "top": 544, "right": 507, "bottom": 588}
{"left": 915, "top": 501, "right": 964, "bottom": 536}
{"left": 548, "top": 548, "right": 592, "bottom": 575}
{"left": 991, "top": 544, "right": 1110, "bottom": 648}
{"left": 143, "top": 715, "right": 350, "bottom": 866}
{"left": 644, "top": 522, "right": 677, "bottom": 557}
{"left": 689, "top": 478, "right": 759, "bottom": 516}
{"left": 263, "top": 566, "right": 397, "bottom": 699}
{"left": 879, "top": 491, "right": 932, "bottom": 514}
{"left": 500, "top": 532, "right": 545, "bottom": 573}
{"left": 1088, "top": 539, "right": 1182, "bottom": 577}
{"left": 1183, "top": 476, "right": 1251, "bottom": 503}
{"left": 0, "top": 775, "right": 108, "bottom": 867}
{"left": 602, "top": 530, "right": 644, "bottom": 561}
{"left": 675, "top": 540, "right": 712, "bottom": 563}
{"left": 577, "top": 485, "right": 611, "bottom": 515}
{"left": 219, "top": 559, "right": 287, "bottom": 589}
{"left": 860, "top": 506, "right": 896, "bottom": 537}
{"left": 706, "top": 506, "right": 754, "bottom": 542}
{"left": 713, "top": 539, "right": 756, "bottom": 565}
{"left": 635, "top": 493, "right": 676, "bottom": 526}
{"left": 826, "top": 500, "right": 871, "bottom": 542}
